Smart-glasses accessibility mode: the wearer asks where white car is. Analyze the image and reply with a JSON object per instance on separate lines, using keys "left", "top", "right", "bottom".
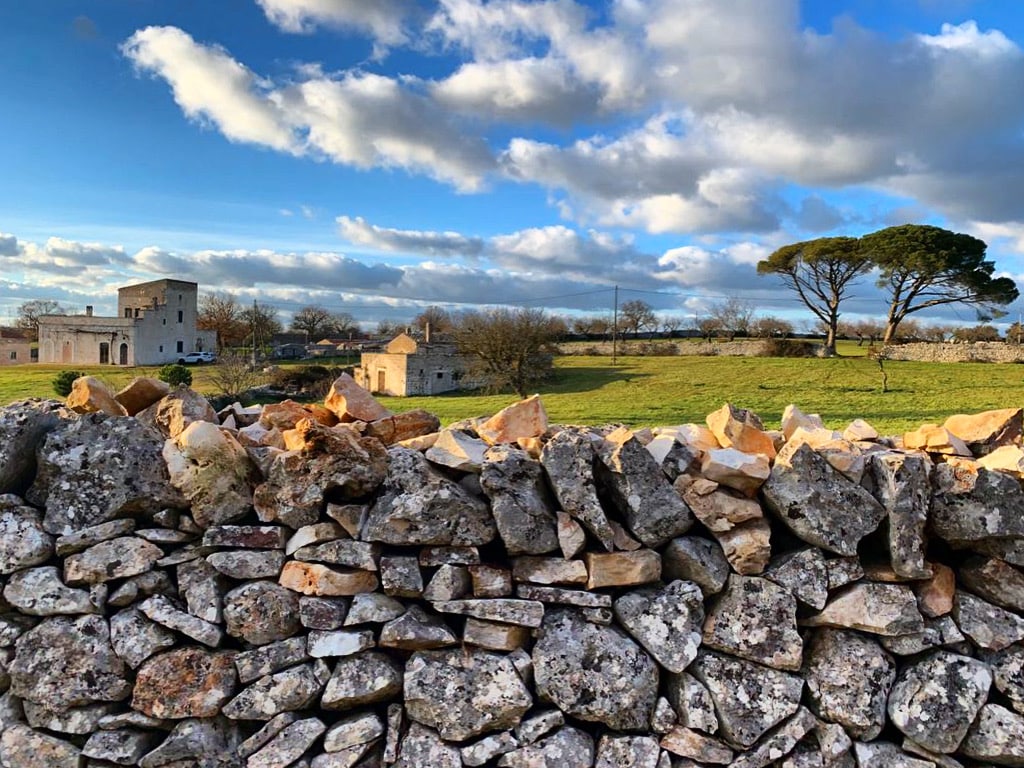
{"left": 177, "top": 351, "right": 216, "bottom": 364}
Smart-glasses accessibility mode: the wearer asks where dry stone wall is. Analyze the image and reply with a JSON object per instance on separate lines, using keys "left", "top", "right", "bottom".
{"left": 882, "top": 341, "right": 1024, "bottom": 363}
{"left": 0, "top": 375, "right": 1024, "bottom": 766}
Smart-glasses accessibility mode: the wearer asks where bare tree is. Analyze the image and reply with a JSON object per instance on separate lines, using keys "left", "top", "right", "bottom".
{"left": 241, "top": 302, "right": 282, "bottom": 350}
{"left": 453, "top": 308, "right": 561, "bottom": 398}
{"left": 414, "top": 306, "right": 453, "bottom": 334}
{"left": 197, "top": 292, "right": 245, "bottom": 351}
{"left": 376, "top": 319, "right": 402, "bottom": 338}
{"left": 660, "top": 316, "right": 685, "bottom": 337}
{"left": 953, "top": 324, "right": 1001, "bottom": 342}
{"left": 619, "top": 300, "right": 656, "bottom": 338}
{"left": 710, "top": 299, "right": 755, "bottom": 340}
{"left": 16, "top": 299, "right": 65, "bottom": 341}
{"left": 698, "top": 317, "right": 722, "bottom": 342}
{"left": 751, "top": 315, "right": 793, "bottom": 338}
{"left": 207, "top": 352, "right": 265, "bottom": 401}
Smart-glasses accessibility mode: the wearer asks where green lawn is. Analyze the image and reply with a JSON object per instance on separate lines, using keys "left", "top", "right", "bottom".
{"left": 3, "top": 349, "right": 1023, "bottom": 435}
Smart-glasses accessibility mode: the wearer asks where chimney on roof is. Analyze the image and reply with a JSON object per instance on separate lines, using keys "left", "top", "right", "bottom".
{"left": 425, "top": 322, "right": 431, "bottom": 344}
{"left": 85, "top": 306, "right": 93, "bottom": 317}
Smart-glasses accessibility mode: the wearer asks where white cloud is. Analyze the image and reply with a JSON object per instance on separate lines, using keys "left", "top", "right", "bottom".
{"left": 337, "top": 216, "right": 485, "bottom": 258}
{"left": 255, "top": 0, "right": 414, "bottom": 49}
{"left": 918, "top": 20, "right": 1019, "bottom": 58}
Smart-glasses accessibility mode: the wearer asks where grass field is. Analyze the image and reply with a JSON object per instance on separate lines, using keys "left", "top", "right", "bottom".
{"left": 4, "top": 344, "right": 1022, "bottom": 435}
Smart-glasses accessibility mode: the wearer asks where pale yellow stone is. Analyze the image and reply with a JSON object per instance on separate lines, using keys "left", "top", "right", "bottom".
{"left": 585, "top": 550, "right": 661, "bottom": 589}
{"left": 279, "top": 561, "right": 379, "bottom": 596}
{"left": 903, "top": 424, "right": 972, "bottom": 456}
{"left": 114, "top": 377, "right": 170, "bottom": 416}
{"left": 978, "top": 445, "right": 1024, "bottom": 478}
{"left": 781, "top": 404, "right": 825, "bottom": 441}
{"left": 325, "top": 373, "right": 392, "bottom": 422}
{"left": 944, "top": 408, "right": 1023, "bottom": 449}
{"left": 397, "top": 432, "right": 439, "bottom": 451}
{"left": 706, "top": 403, "right": 776, "bottom": 459}
{"left": 477, "top": 395, "right": 548, "bottom": 446}
{"left": 700, "top": 447, "right": 771, "bottom": 496}
{"left": 843, "top": 418, "right": 880, "bottom": 442}
{"left": 67, "top": 376, "right": 127, "bottom": 416}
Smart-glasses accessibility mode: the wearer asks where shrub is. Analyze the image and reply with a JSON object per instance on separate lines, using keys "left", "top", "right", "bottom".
{"left": 761, "top": 339, "right": 816, "bottom": 358}
{"left": 268, "top": 365, "right": 338, "bottom": 395}
{"left": 158, "top": 364, "right": 193, "bottom": 387}
{"left": 51, "top": 370, "right": 85, "bottom": 397}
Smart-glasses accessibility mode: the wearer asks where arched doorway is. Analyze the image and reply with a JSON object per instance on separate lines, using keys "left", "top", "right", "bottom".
{"left": 119, "top": 343, "right": 129, "bottom": 365}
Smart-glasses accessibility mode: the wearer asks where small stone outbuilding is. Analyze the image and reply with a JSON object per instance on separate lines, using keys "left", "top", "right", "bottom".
{"left": 354, "top": 332, "right": 464, "bottom": 396}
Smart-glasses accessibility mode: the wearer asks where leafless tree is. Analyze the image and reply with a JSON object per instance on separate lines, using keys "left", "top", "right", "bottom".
{"left": 207, "top": 352, "right": 265, "bottom": 401}
{"left": 750, "top": 315, "right": 793, "bottom": 338}
{"left": 414, "top": 306, "right": 454, "bottom": 334}
{"left": 709, "top": 298, "right": 755, "bottom": 340}
{"left": 619, "top": 300, "right": 657, "bottom": 338}
{"left": 197, "top": 292, "right": 245, "bottom": 351}
{"left": 16, "top": 299, "right": 65, "bottom": 341}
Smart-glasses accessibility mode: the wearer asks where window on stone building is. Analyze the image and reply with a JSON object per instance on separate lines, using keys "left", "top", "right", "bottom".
{"left": 437, "top": 372, "right": 444, "bottom": 379}
{"left": 178, "top": 310, "right": 183, "bottom": 323}
{"left": 8, "top": 351, "right": 15, "bottom": 361}
{"left": 176, "top": 341, "right": 183, "bottom": 353}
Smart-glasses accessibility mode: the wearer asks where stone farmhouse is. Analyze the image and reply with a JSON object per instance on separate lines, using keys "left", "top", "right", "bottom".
{"left": 0, "top": 329, "right": 33, "bottom": 366}
{"left": 37, "top": 279, "right": 216, "bottom": 366}
{"left": 354, "top": 330, "right": 464, "bottom": 396}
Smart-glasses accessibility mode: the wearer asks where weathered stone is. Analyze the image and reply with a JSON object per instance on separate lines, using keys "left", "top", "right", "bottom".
{"left": 322, "top": 710, "right": 384, "bottom": 754}
{"left": 592, "top": 734, "right": 661, "bottom": 767}
{"left": 405, "top": 648, "right": 532, "bottom": 742}
{"left": 321, "top": 651, "right": 402, "bottom": 710}
{"left": 365, "top": 408, "right": 441, "bottom": 445}
{"left": 706, "top": 403, "right": 776, "bottom": 459}
{"left": 345, "top": 593, "right": 405, "bottom": 626}
{"left": 943, "top": 407, "right": 1023, "bottom": 455}
{"left": 200, "top": 524, "right": 286, "bottom": 550}
{"left": 990, "top": 645, "right": 1024, "bottom": 715}
{"left": 0, "top": 400, "right": 65, "bottom": 494}
{"left": 803, "top": 582, "right": 925, "bottom": 636}
{"left": 137, "top": 716, "right": 243, "bottom": 767}
{"left": 114, "top": 377, "right": 171, "bottom": 416}
{"left": 54, "top": 518, "right": 136, "bottom": 557}
{"left": 254, "top": 419, "right": 388, "bottom": 528}
{"left": 423, "top": 564, "right": 471, "bottom": 602}
{"left": 83, "top": 727, "right": 160, "bottom": 764}
{"left": 825, "top": 555, "right": 864, "bottom": 590}
{"left": 163, "top": 420, "right": 259, "bottom": 529}
{"left": 380, "top": 556, "right": 423, "bottom": 597}
{"left": 223, "top": 659, "right": 330, "bottom": 720}
{"left": 426, "top": 428, "right": 488, "bottom": 472}
{"left": 462, "top": 731, "right": 519, "bottom": 766}
{"left": 136, "top": 387, "right": 218, "bottom": 439}
{"left": 540, "top": 430, "right": 616, "bottom": 551}
{"left": 364, "top": 447, "right": 496, "bottom": 545}
{"left": 805, "top": 629, "right": 895, "bottom": 740}
{"left": 514, "top": 584, "right": 612, "bottom": 608}
{"left": 512, "top": 556, "right": 587, "bottom": 585}
{"left": 959, "top": 556, "right": 1024, "bottom": 612}
{"left": 234, "top": 637, "right": 310, "bottom": 684}
{"left": 665, "top": 671, "right": 718, "bottom": 734}
{"left": 432, "top": 598, "right": 542, "bottom": 628}
{"left": 728, "top": 707, "right": 817, "bottom": 768}
{"left": 915, "top": 562, "right": 955, "bottom": 618}
{"left": 299, "top": 596, "right": 348, "bottom": 630}
{"left": 29, "top": 413, "right": 184, "bottom": 535}
{"left": 280, "top": 561, "right": 380, "bottom": 597}
{"left": 870, "top": 451, "right": 932, "bottom": 578}
{"left": 3, "top": 566, "right": 95, "bottom": 615}
{"left": 0, "top": 505, "right": 53, "bottom": 574}
{"left": 64, "top": 535, "right": 163, "bottom": 584}
{"left": 478, "top": 395, "right": 548, "bottom": 445}
{"left": 463, "top": 617, "right": 530, "bottom": 651}
{"left": 325, "top": 373, "right": 392, "bottom": 422}
{"left": 285, "top": 521, "right": 344, "bottom": 555}
{"left": 22, "top": 700, "right": 117, "bottom": 735}
{"left": 763, "top": 548, "right": 829, "bottom": 609}
{"left": 223, "top": 580, "right": 301, "bottom": 646}
{"left": 703, "top": 575, "right": 803, "bottom": 671}
{"left": 888, "top": 650, "right": 991, "bottom": 753}
{"left": 467, "top": 564, "right": 511, "bottom": 597}
{"left": 533, "top": 609, "right": 658, "bottom": 731}
{"left": 952, "top": 590, "right": 1024, "bottom": 650}
{"left": 66, "top": 376, "right": 127, "bottom": 416}
{"left": 393, "top": 722, "right": 460, "bottom": 768}
{"left": 133, "top": 646, "right": 238, "bottom": 719}
{"left": 689, "top": 650, "right": 803, "bottom": 749}
{"left": 930, "top": 463, "right": 1024, "bottom": 545}
{"left": 585, "top": 549, "right": 661, "bottom": 589}
{"left": 614, "top": 580, "right": 703, "bottom": 673}
{"left": 259, "top": 399, "right": 323, "bottom": 431}
{"left": 110, "top": 607, "right": 177, "bottom": 669}
{"left": 295, "top": 540, "right": 381, "bottom": 572}
{"left": 308, "top": 629, "right": 374, "bottom": 657}
{"left": 11, "top": 615, "right": 130, "bottom": 710}
{"left": 843, "top": 417, "right": 879, "bottom": 442}
{"left": 248, "top": 716, "right": 326, "bottom": 768}
{"left": 379, "top": 605, "right": 458, "bottom": 650}
{"left": 782, "top": 405, "right": 825, "bottom": 440}
{"left": 139, "top": 594, "right": 224, "bottom": 647}
{"left": 498, "top": 725, "right": 594, "bottom": 768}
{"left": 480, "top": 446, "right": 559, "bottom": 556}
{"left": 762, "top": 443, "right": 885, "bottom": 555}
{"left": 978, "top": 443, "right": 1024, "bottom": 478}
{"left": 207, "top": 549, "right": 285, "bottom": 579}
{"left": 0, "top": 723, "right": 81, "bottom": 767}
{"left": 700, "top": 447, "right": 771, "bottom": 496}
{"left": 903, "top": 424, "right": 971, "bottom": 455}
{"left": 960, "top": 703, "right": 1024, "bottom": 764}
{"left": 557, "top": 511, "right": 586, "bottom": 558}
{"left": 662, "top": 536, "right": 729, "bottom": 595}
{"left": 594, "top": 427, "right": 694, "bottom": 547}
{"left": 177, "top": 557, "right": 227, "bottom": 624}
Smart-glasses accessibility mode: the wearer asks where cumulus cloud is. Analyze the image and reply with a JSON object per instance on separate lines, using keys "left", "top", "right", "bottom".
{"left": 255, "top": 0, "right": 415, "bottom": 49}
{"left": 338, "top": 216, "right": 485, "bottom": 258}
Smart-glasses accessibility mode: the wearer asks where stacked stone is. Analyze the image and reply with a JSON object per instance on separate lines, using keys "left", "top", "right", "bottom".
{"left": 0, "top": 377, "right": 1023, "bottom": 767}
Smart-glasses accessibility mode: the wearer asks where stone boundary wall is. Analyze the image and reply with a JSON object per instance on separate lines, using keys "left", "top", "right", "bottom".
{"left": 882, "top": 341, "right": 1024, "bottom": 363}
{"left": 0, "top": 376, "right": 1023, "bottom": 766}
{"left": 561, "top": 339, "right": 800, "bottom": 357}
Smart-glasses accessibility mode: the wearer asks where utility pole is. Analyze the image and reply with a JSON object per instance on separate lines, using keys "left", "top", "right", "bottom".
{"left": 251, "top": 299, "right": 258, "bottom": 371}
{"left": 612, "top": 285, "right": 619, "bottom": 366}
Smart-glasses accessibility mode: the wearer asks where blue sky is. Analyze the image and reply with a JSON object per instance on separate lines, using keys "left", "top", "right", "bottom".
{"left": 3, "top": 0, "right": 1024, "bottom": 329}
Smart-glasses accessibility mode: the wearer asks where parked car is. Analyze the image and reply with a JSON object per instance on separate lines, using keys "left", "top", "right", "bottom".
{"left": 177, "top": 351, "right": 216, "bottom": 364}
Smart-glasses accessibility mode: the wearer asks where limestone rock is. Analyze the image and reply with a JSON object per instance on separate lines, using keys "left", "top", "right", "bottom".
{"left": 11, "top": 615, "right": 130, "bottom": 710}
{"left": 3, "top": 566, "right": 96, "bottom": 615}
{"left": 782, "top": 404, "right": 826, "bottom": 440}
{"left": 978, "top": 444, "right": 1024, "bottom": 477}
{"left": 132, "top": 646, "right": 238, "bottom": 719}
{"left": 254, "top": 419, "right": 388, "bottom": 528}
{"left": 260, "top": 399, "right": 323, "bottom": 431}
{"left": 114, "top": 377, "right": 171, "bottom": 416}
{"left": 478, "top": 395, "right": 548, "bottom": 445}
{"left": 943, "top": 407, "right": 1023, "bottom": 455}
{"left": 248, "top": 716, "right": 326, "bottom": 768}
{"left": 903, "top": 424, "right": 971, "bottom": 456}
{"left": 660, "top": 726, "right": 734, "bottom": 764}
{"left": 433, "top": 599, "right": 543, "bottom": 628}
{"left": 325, "top": 373, "right": 392, "bottom": 422}
{"left": 64, "top": 535, "right": 163, "bottom": 584}
{"left": 959, "top": 556, "right": 1024, "bottom": 612}
{"left": 714, "top": 518, "right": 773, "bottom": 575}
{"left": 234, "top": 637, "right": 310, "bottom": 684}
{"left": 0, "top": 724, "right": 81, "bottom": 768}
{"left": 498, "top": 725, "right": 594, "bottom": 767}
{"left": 0, "top": 399, "right": 65, "bottom": 494}
{"left": 702, "top": 575, "right": 803, "bottom": 671}
{"left": 951, "top": 590, "right": 1024, "bottom": 650}
{"left": 323, "top": 711, "right": 384, "bottom": 753}
{"left": 66, "top": 376, "right": 127, "bottom": 416}
{"left": 0, "top": 502, "right": 54, "bottom": 574}
{"left": 614, "top": 580, "right": 704, "bottom": 673}
{"left": 294, "top": 540, "right": 381, "bottom": 571}
{"left": 29, "top": 413, "right": 184, "bottom": 535}
{"left": 706, "top": 403, "right": 776, "bottom": 458}
{"left": 394, "top": 722, "right": 461, "bottom": 768}
{"left": 426, "top": 429, "right": 488, "bottom": 472}
{"left": 665, "top": 671, "right": 717, "bottom": 734}
{"left": 280, "top": 561, "right": 380, "bottom": 597}
{"left": 321, "top": 651, "right": 402, "bottom": 710}
{"left": 585, "top": 550, "right": 661, "bottom": 589}
{"left": 223, "top": 580, "right": 301, "bottom": 646}
{"left": 365, "top": 408, "right": 441, "bottom": 444}
{"left": 163, "top": 420, "right": 259, "bottom": 529}
{"left": 661, "top": 536, "right": 729, "bottom": 595}
{"left": 405, "top": 648, "right": 532, "bottom": 741}
{"left": 308, "top": 629, "right": 374, "bottom": 657}
{"left": 480, "top": 446, "right": 559, "bottom": 556}
{"left": 540, "top": 430, "right": 616, "bottom": 551}
{"left": 729, "top": 707, "right": 817, "bottom": 768}
{"left": 136, "top": 716, "right": 242, "bottom": 767}
{"left": 177, "top": 557, "right": 227, "bottom": 624}
{"left": 930, "top": 463, "right": 1024, "bottom": 545}
{"left": 959, "top": 703, "right": 1024, "bottom": 764}
{"left": 844, "top": 417, "right": 880, "bottom": 442}
{"left": 888, "top": 650, "right": 991, "bottom": 753}
{"left": 364, "top": 447, "right": 496, "bottom": 546}
{"left": 990, "top": 645, "right": 1024, "bottom": 714}
{"left": 870, "top": 451, "right": 932, "bottom": 578}
{"left": 82, "top": 728, "right": 160, "bottom": 764}
{"left": 345, "top": 592, "right": 405, "bottom": 626}
{"left": 689, "top": 650, "right": 803, "bottom": 749}
{"left": 110, "top": 607, "right": 177, "bottom": 669}
{"left": 805, "top": 629, "right": 895, "bottom": 740}
{"left": 139, "top": 594, "right": 224, "bottom": 647}
{"left": 761, "top": 443, "right": 885, "bottom": 555}
{"left": 533, "top": 609, "right": 659, "bottom": 731}
{"left": 763, "top": 548, "right": 829, "bottom": 610}
{"left": 223, "top": 660, "right": 330, "bottom": 720}
{"left": 595, "top": 427, "right": 694, "bottom": 547}
{"left": 700, "top": 447, "right": 771, "bottom": 496}
{"left": 916, "top": 561, "right": 956, "bottom": 618}
{"left": 136, "top": 386, "right": 218, "bottom": 439}
{"left": 804, "top": 582, "right": 925, "bottom": 636}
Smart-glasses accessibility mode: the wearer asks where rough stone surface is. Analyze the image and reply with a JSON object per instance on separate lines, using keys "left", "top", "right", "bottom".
{"left": 223, "top": 580, "right": 301, "bottom": 646}
{"left": 63, "top": 535, "right": 163, "bottom": 584}
{"left": 804, "top": 582, "right": 925, "bottom": 636}
{"left": 533, "top": 609, "right": 658, "bottom": 731}
{"left": 135, "top": 386, "right": 218, "bottom": 439}
{"left": 614, "top": 580, "right": 703, "bottom": 673}
{"left": 324, "top": 373, "right": 392, "bottom": 422}
{"left": 0, "top": 503, "right": 53, "bottom": 573}
{"left": 952, "top": 590, "right": 1024, "bottom": 650}
{"left": 959, "top": 703, "right": 1024, "bottom": 764}
{"left": 0, "top": 399, "right": 65, "bottom": 494}
{"left": 540, "top": 430, "right": 617, "bottom": 551}
{"left": 870, "top": 451, "right": 932, "bottom": 578}
{"left": 321, "top": 651, "right": 402, "bottom": 710}
{"left": 223, "top": 660, "right": 330, "bottom": 720}
{"left": 132, "top": 646, "right": 238, "bottom": 719}
{"left": 3, "top": 565, "right": 95, "bottom": 615}
{"left": 480, "top": 445, "right": 559, "bottom": 555}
